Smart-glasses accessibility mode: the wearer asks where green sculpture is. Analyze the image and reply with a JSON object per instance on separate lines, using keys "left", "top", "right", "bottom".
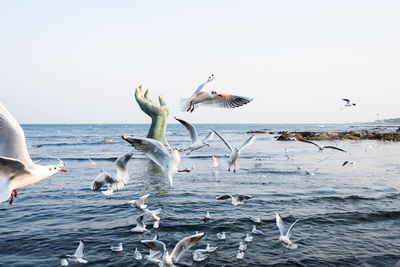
{"left": 134, "top": 85, "right": 169, "bottom": 144}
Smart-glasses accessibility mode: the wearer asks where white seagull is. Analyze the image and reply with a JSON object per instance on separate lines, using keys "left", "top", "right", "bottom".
{"left": 236, "top": 251, "right": 245, "bottom": 260}
{"left": 110, "top": 242, "right": 123, "bottom": 252}
{"left": 216, "top": 232, "right": 226, "bottom": 240}
{"left": 342, "top": 98, "right": 356, "bottom": 107}
{"left": 130, "top": 215, "right": 149, "bottom": 233}
{"left": 0, "top": 102, "right": 67, "bottom": 204}
{"left": 204, "top": 211, "right": 211, "bottom": 222}
{"left": 174, "top": 117, "right": 214, "bottom": 155}
{"left": 192, "top": 249, "right": 208, "bottom": 262}
{"left": 276, "top": 212, "right": 301, "bottom": 252}
{"left": 299, "top": 140, "right": 346, "bottom": 153}
{"left": 142, "top": 207, "right": 162, "bottom": 221}
{"left": 238, "top": 241, "right": 247, "bottom": 251}
{"left": 58, "top": 240, "right": 88, "bottom": 264}
{"left": 122, "top": 136, "right": 191, "bottom": 186}
{"left": 180, "top": 74, "right": 253, "bottom": 113}
{"left": 90, "top": 152, "right": 133, "bottom": 191}
{"left": 216, "top": 194, "right": 252, "bottom": 206}
{"left": 249, "top": 216, "right": 261, "bottom": 223}
{"left": 244, "top": 233, "right": 253, "bottom": 243}
{"left": 134, "top": 248, "right": 143, "bottom": 260}
{"left": 213, "top": 130, "right": 256, "bottom": 172}
{"left": 141, "top": 232, "right": 205, "bottom": 266}
{"left": 60, "top": 258, "right": 69, "bottom": 266}
{"left": 205, "top": 243, "right": 218, "bottom": 253}
{"left": 210, "top": 156, "right": 218, "bottom": 168}
{"left": 128, "top": 194, "right": 150, "bottom": 210}
{"left": 252, "top": 225, "right": 263, "bottom": 235}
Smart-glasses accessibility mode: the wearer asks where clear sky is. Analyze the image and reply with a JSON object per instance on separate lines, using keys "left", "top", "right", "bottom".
{"left": 1, "top": 1, "right": 399, "bottom": 124}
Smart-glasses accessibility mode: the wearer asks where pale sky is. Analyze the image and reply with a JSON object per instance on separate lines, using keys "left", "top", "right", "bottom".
{"left": 1, "top": 1, "right": 399, "bottom": 124}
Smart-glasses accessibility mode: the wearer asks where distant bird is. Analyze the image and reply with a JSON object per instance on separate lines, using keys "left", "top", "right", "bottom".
{"left": 180, "top": 74, "right": 253, "bottom": 113}
{"left": 204, "top": 211, "right": 211, "bottom": 222}
{"left": 153, "top": 220, "right": 159, "bottom": 229}
{"left": 122, "top": 136, "right": 190, "bottom": 186}
{"left": 90, "top": 152, "right": 133, "bottom": 191}
{"left": 141, "top": 232, "right": 205, "bottom": 266}
{"left": 295, "top": 165, "right": 320, "bottom": 176}
{"left": 216, "top": 194, "right": 252, "bottom": 206}
{"left": 244, "top": 233, "right": 253, "bottom": 243}
{"left": 128, "top": 194, "right": 150, "bottom": 210}
{"left": 236, "top": 251, "right": 245, "bottom": 260}
{"left": 213, "top": 130, "right": 256, "bottom": 172}
{"left": 130, "top": 215, "right": 149, "bottom": 233}
{"left": 205, "top": 243, "right": 218, "bottom": 253}
{"left": 299, "top": 140, "right": 346, "bottom": 153}
{"left": 252, "top": 225, "right": 263, "bottom": 235}
{"left": 0, "top": 102, "right": 67, "bottom": 204}
{"left": 342, "top": 161, "right": 356, "bottom": 167}
{"left": 110, "top": 243, "right": 123, "bottom": 252}
{"left": 174, "top": 117, "right": 214, "bottom": 155}
{"left": 276, "top": 212, "right": 301, "bottom": 252}
{"left": 342, "top": 98, "right": 356, "bottom": 107}
{"left": 210, "top": 156, "right": 219, "bottom": 168}
{"left": 134, "top": 248, "right": 143, "bottom": 260}
{"left": 58, "top": 240, "right": 87, "bottom": 264}
{"left": 238, "top": 241, "right": 247, "bottom": 251}
{"left": 192, "top": 249, "right": 208, "bottom": 262}
{"left": 142, "top": 207, "right": 162, "bottom": 221}
{"left": 217, "top": 232, "right": 226, "bottom": 240}
{"left": 249, "top": 216, "right": 261, "bottom": 223}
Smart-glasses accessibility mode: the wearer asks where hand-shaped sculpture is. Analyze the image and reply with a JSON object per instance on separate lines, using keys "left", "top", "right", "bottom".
{"left": 135, "top": 85, "right": 169, "bottom": 144}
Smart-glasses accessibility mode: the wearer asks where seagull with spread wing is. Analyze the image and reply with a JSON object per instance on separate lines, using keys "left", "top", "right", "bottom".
{"left": 180, "top": 74, "right": 253, "bottom": 113}
{"left": 213, "top": 130, "right": 256, "bottom": 172}
{"left": 141, "top": 232, "right": 205, "bottom": 266}
{"left": 276, "top": 212, "right": 301, "bottom": 253}
{"left": 216, "top": 194, "right": 252, "bottom": 206}
{"left": 58, "top": 240, "right": 88, "bottom": 264}
{"left": 342, "top": 98, "right": 356, "bottom": 107}
{"left": 0, "top": 102, "right": 67, "bottom": 205}
{"left": 174, "top": 117, "right": 214, "bottom": 155}
{"left": 299, "top": 140, "right": 346, "bottom": 153}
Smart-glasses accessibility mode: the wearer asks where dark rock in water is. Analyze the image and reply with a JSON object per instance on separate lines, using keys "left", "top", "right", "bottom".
{"left": 276, "top": 131, "right": 400, "bottom": 141}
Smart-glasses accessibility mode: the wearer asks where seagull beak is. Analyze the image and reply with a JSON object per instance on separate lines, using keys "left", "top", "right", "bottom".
{"left": 58, "top": 169, "right": 67, "bottom": 172}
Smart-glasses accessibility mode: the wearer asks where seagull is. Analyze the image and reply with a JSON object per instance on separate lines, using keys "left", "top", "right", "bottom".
{"left": 342, "top": 160, "right": 356, "bottom": 167}
{"left": 244, "top": 233, "right": 253, "bottom": 243}
{"left": 295, "top": 165, "right": 320, "bottom": 176}
{"left": 110, "top": 243, "right": 123, "bottom": 252}
{"left": 249, "top": 216, "right": 261, "bottom": 223}
{"left": 153, "top": 220, "right": 160, "bottom": 229}
{"left": 141, "top": 232, "right": 205, "bottom": 266}
{"left": 213, "top": 130, "right": 256, "bottom": 172}
{"left": 342, "top": 98, "right": 356, "bottom": 107}
{"left": 180, "top": 74, "right": 253, "bottom": 113}
{"left": 276, "top": 212, "right": 301, "bottom": 252}
{"left": 205, "top": 243, "right": 218, "bottom": 253}
{"left": 134, "top": 248, "right": 143, "bottom": 260}
{"left": 252, "top": 225, "right": 263, "bottom": 235}
{"left": 238, "top": 241, "right": 247, "bottom": 251}
{"left": 236, "top": 251, "right": 245, "bottom": 260}
{"left": 204, "top": 211, "right": 211, "bottom": 222}
{"left": 128, "top": 194, "right": 150, "bottom": 210}
{"left": 122, "top": 136, "right": 190, "bottom": 186}
{"left": 174, "top": 117, "right": 214, "bottom": 155}
{"left": 130, "top": 215, "right": 149, "bottom": 233}
{"left": 216, "top": 232, "right": 226, "bottom": 240}
{"left": 0, "top": 102, "right": 67, "bottom": 204}
{"left": 144, "top": 250, "right": 162, "bottom": 264}
{"left": 90, "top": 152, "right": 133, "bottom": 191}
{"left": 216, "top": 194, "right": 252, "bottom": 206}
{"left": 210, "top": 156, "right": 218, "bottom": 168}
{"left": 58, "top": 240, "right": 88, "bottom": 264}
{"left": 142, "top": 207, "right": 162, "bottom": 221}
{"left": 192, "top": 249, "right": 208, "bottom": 262}
{"left": 60, "top": 258, "right": 69, "bottom": 266}
{"left": 101, "top": 185, "right": 114, "bottom": 199}
{"left": 299, "top": 140, "right": 346, "bottom": 153}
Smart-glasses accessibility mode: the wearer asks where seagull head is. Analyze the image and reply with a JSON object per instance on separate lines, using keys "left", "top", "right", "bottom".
{"left": 48, "top": 165, "right": 67, "bottom": 174}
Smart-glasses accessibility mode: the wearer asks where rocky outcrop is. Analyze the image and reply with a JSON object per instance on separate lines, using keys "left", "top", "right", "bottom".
{"left": 275, "top": 130, "right": 400, "bottom": 141}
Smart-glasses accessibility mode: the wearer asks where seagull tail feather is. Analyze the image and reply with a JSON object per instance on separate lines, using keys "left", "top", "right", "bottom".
{"left": 0, "top": 179, "right": 11, "bottom": 203}
{"left": 179, "top": 98, "right": 191, "bottom": 112}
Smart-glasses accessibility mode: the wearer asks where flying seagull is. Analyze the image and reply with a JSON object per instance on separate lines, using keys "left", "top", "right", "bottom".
{"left": 58, "top": 240, "right": 88, "bottom": 264}
{"left": 128, "top": 194, "right": 150, "bottom": 210}
{"left": 141, "top": 232, "right": 205, "bottom": 266}
{"left": 216, "top": 194, "right": 252, "bottom": 206}
{"left": 122, "top": 136, "right": 191, "bottom": 186}
{"left": 342, "top": 98, "right": 356, "bottom": 107}
{"left": 0, "top": 102, "right": 67, "bottom": 204}
{"left": 174, "top": 117, "right": 214, "bottom": 155}
{"left": 130, "top": 215, "right": 149, "bottom": 233}
{"left": 299, "top": 140, "right": 346, "bottom": 153}
{"left": 180, "top": 74, "right": 253, "bottom": 113}
{"left": 213, "top": 130, "right": 256, "bottom": 172}
{"left": 276, "top": 212, "right": 301, "bottom": 252}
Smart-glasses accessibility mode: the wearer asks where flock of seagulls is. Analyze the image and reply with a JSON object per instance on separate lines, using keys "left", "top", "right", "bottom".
{"left": 0, "top": 74, "right": 367, "bottom": 266}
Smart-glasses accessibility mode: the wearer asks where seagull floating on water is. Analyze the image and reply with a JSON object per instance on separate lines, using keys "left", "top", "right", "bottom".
{"left": 110, "top": 242, "right": 123, "bottom": 252}
{"left": 128, "top": 194, "right": 150, "bottom": 210}
{"left": 216, "top": 194, "right": 252, "bottom": 206}
{"left": 276, "top": 212, "right": 301, "bottom": 252}
{"left": 122, "top": 136, "right": 191, "bottom": 186}
{"left": 244, "top": 233, "right": 253, "bottom": 243}
{"left": 249, "top": 216, "right": 261, "bottom": 223}
{"left": 192, "top": 249, "right": 208, "bottom": 262}
{"left": 205, "top": 243, "right": 217, "bottom": 253}
{"left": 299, "top": 140, "right": 346, "bottom": 153}
{"left": 141, "top": 232, "right": 205, "bottom": 266}
{"left": 134, "top": 248, "right": 143, "bottom": 260}
{"left": 236, "top": 251, "right": 245, "bottom": 260}
{"left": 213, "top": 130, "right": 256, "bottom": 172}
{"left": 217, "top": 232, "right": 226, "bottom": 240}
{"left": 204, "top": 211, "right": 211, "bottom": 222}
{"left": 180, "top": 74, "right": 253, "bottom": 113}
{"left": 0, "top": 102, "right": 67, "bottom": 204}
{"left": 58, "top": 240, "right": 87, "bottom": 264}
{"left": 210, "top": 156, "right": 218, "bottom": 168}
{"left": 238, "top": 241, "right": 247, "bottom": 251}
{"left": 252, "top": 225, "right": 263, "bottom": 235}
{"left": 174, "top": 117, "right": 214, "bottom": 155}
{"left": 130, "top": 215, "right": 149, "bottom": 233}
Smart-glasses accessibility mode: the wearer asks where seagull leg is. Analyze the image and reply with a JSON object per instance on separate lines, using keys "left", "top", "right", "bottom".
{"left": 187, "top": 102, "right": 193, "bottom": 112}
{"left": 233, "top": 168, "right": 236, "bottom": 173}
{"left": 13, "top": 190, "right": 17, "bottom": 198}
{"left": 228, "top": 168, "right": 230, "bottom": 172}
{"left": 9, "top": 193, "right": 14, "bottom": 205}
{"left": 190, "top": 106, "right": 195, "bottom": 113}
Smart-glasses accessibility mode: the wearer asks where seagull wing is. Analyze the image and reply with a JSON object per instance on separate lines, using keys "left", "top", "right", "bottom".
{"left": 299, "top": 140, "right": 321, "bottom": 149}
{"left": 140, "top": 240, "right": 166, "bottom": 254}
{"left": 122, "top": 136, "right": 170, "bottom": 169}
{"left": 171, "top": 232, "right": 205, "bottom": 261}
{"left": 342, "top": 161, "right": 349, "bottom": 166}
{"left": 90, "top": 172, "right": 112, "bottom": 191}
{"left": 237, "top": 195, "right": 252, "bottom": 202}
{"left": 276, "top": 212, "right": 287, "bottom": 237}
{"left": 0, "top": 156, "right": 32, "bottom": 178}
{"left": 174, "top": 117, "right": 198, "bottom": 143}
{"left": 201, "top": 94, "right": 253, "bottom": 109}
{"left": 239, "top": 135, "right": 256, "bottom": 151}
{"left": 213, "top": 130, "right": 232, "bottom": 152}
{"left": 136, "top": 215, "right": 146, "bottom": 229}
{"left": 115, "top": 152, "right": 133, "bottom": 183}
{"left": 139, "top": 194, "right": 150, "bottom": 204}
{"left": 203, "top": 131, "right": 214, "bottom": 143}
{"left": 286, "top": 217, "right": 301, "bottom": 238}
{"left": 73, "top": 240, "right": 85, "bottom": 258}
{"left": 342, "top": 98, "right": 350, "bottom": 104}
{"left": 216, "top": 194, "right": 232, "bottom": 200}
{"left": 0, "top": 102, "right": 34, "bottom": 167}
{"left": 323, "top": 146, "right": 346, "bottom": 153}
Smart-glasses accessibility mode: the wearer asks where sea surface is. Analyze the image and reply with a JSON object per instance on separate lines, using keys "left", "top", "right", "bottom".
{"left": 0, "top": 124, "right": 399, "bottom": 267}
